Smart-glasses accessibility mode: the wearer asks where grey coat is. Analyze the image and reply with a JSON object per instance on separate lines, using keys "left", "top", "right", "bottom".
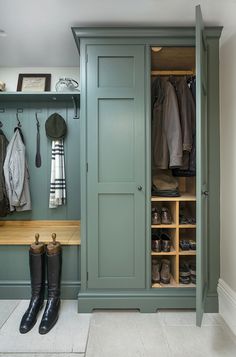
{"left": 152, "top": 77, "right": 183, "bottom": 169}
{"left": 3, "top": 129, "right": 31, "bottom": 211}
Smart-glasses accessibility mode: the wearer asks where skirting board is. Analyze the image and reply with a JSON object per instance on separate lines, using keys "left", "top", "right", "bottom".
{"left": 218, "top": 278, "right": 236, "bottom": 335}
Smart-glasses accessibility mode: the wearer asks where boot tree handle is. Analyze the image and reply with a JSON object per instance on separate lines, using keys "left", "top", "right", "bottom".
{"left": 35, "top": 233, "right": 40, "bottom": 245}
{"left": 52, "top": 233, "right": 57, "bottom": 245}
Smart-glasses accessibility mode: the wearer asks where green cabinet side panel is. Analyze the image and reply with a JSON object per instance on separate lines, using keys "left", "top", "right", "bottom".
{"left": 86, "top": 45, "right": 146, "bottom": 289}
{"left": 196, "top": 5, "right": 209, "bottom": 326}
{"left": 207, "top": 38, "right": 220, "bottom": 296}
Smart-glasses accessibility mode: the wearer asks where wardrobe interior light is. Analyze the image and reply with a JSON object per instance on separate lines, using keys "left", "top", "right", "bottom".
{"left": 151, "top": 47, "right": 162, "bottom": 52}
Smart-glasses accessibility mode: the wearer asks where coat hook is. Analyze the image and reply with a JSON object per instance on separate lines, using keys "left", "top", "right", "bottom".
{"left": 35, "top": 112, "right": 40, "bottom": 126}
{"left": 16, "top": 112, "right": 22, "bottom": 127}
{"left": 72, "top": 95, "right": 80, "bottom": 119}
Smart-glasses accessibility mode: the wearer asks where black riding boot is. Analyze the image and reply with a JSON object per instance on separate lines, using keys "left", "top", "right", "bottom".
{"left": 19, "top": 235, "right": 45, "bottom": 334}
{"left": 39, "top": 234, "right": 62, "bottom": 334}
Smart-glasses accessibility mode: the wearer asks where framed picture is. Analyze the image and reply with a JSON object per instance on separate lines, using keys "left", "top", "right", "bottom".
{"left": 17, "top": 73, "right": 51, "bottom": 92}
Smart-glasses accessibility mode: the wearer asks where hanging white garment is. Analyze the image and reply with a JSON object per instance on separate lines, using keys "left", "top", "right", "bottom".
{"left": 3, "top": 129, "right": 31, "bottom": 212}
{"left": 49, "top": 139, "right": 66, "bottom": 208}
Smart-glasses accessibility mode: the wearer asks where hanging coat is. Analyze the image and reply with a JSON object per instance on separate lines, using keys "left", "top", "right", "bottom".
{"left": 0, "top": 129, "right": 10, "bottom": 216}
{"left": 3, "top": 128, "right": 31, "bottom": 211}
{"left": 152, "top": 77, "right": 183, "bottom": 169}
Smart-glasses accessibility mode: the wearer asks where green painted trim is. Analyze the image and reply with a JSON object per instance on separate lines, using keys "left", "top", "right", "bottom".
{"left": 145, "top": 45, "right": 152, "bottom": 288}
{"left": 207, "top": 38, "right": 221, "bottom": 296}
{"left": 79, "top": 39, "right": 89, "bottom": 292}
{"left": 72, "top": 27, "right": 222, "bottom": 41}
{"left": 205, "top": 293, "right": 219, "bottom": 313}
{"left": 77, "top": 290, "right": 196, "bottom": 313}
{"left": 0, "top": 281, "right": 81, "bottom": 299}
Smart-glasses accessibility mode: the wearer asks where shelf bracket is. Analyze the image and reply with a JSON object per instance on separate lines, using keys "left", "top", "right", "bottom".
{"left": 72, "top": 95, "right": 80, "bottom": 119}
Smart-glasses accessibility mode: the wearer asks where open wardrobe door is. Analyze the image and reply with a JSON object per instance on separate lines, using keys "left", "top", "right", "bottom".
{"left": 196, "top": 4, "right": 208, "bottom": 327}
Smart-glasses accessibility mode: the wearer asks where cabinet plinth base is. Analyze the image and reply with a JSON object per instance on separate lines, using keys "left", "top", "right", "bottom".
{"left": 77, "top": 289, "right": 197, "bottom": 313}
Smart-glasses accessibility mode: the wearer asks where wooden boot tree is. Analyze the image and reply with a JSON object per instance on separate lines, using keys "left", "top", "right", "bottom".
{"left": 30, "top": 233, "right": 45, "bottom": 254}
{"left": 47, "top": 233, "right": 61, "bottom": 255}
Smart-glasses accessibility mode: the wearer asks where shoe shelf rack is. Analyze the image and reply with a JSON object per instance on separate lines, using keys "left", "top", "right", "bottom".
{"left": 151, "top": 182, "right": 196, "bottom": 288}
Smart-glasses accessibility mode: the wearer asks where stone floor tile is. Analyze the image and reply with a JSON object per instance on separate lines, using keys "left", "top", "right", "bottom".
{"left": 0, "top": 300, "right": 91, "bottom": 354}
{"left": 85, "top": 311, "right": 171, "bottom": 357}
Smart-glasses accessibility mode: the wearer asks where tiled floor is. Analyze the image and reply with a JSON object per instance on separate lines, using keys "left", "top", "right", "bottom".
{"left": 0, "top": 300, "right": 236, "bottom": 356}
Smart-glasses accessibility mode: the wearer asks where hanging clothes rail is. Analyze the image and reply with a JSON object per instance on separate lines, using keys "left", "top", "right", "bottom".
{"left": 151, "top": 70, "right": 195, "bottom": 76}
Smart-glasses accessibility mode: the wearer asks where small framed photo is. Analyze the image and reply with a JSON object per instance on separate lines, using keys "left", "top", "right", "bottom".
{"left": 17, "top": 73, "right": 51, "bottom": 92}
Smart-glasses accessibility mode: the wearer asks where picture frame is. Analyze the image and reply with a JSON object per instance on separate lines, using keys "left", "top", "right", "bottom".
{"left": 17, "top": 73, "right": 51, "bottom": 92}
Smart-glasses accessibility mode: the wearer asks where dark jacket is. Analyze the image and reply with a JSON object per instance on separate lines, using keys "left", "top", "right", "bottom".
{"left": 170, "top": 76, "right": 196, "bottom": 172}
{"left": 170, "top": 77, "right": 195, "bottom": 152}
{"left": 152, "top": 77, "right": 183, "bottom": 169}
{"left": 0, "top": 129, "right": 10, "bottom": 216}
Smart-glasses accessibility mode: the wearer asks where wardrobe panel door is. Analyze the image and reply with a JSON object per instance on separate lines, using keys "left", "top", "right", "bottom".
{"left": 86, "top": 45, "right": 146, "bottom": 289}
{"left": 196, "top": 5, "right": 208, "bottom": 326}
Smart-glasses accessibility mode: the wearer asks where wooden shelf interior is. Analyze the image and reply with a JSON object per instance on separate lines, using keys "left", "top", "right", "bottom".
{"left": 151, "top": 246, "right": 176, "bottom": 255}
{"left": 151, "top": 193, "right": 196, "bottom": 202}
{"left": 151, "top": 46, "right": 196, "bottom": 288}
{"left": 0, "top": 220, "right": 80, "bottom": 245}
{"left": 151, "top": 47, "right": 195, "bottom": 73}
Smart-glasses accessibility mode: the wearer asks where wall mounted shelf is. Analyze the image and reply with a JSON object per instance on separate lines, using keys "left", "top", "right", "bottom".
{"left": 0, "top": 92, "right": 80, "bottom": 118}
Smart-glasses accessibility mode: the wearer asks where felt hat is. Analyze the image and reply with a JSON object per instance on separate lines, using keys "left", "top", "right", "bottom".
{"left": 45, "top": 113, "right": 67, "bottom": 140}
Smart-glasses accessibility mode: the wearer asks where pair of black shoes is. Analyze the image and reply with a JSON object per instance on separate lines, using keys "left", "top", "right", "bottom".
{"left": 179, "top": 261, "right": 196, "bottom": 284}
{"left": 179, "top": 239, "right": 196, "bottom": 251}
{"left": 19, "top": 239, "right": 62, "bottom": 335}
{"left": 152, "top": 232, "right": 171, "bottom": 252}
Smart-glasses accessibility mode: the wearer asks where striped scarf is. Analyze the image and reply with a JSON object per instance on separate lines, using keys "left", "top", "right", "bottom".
{"left": 49, "top": 140, "right": 66, "bottom": 208}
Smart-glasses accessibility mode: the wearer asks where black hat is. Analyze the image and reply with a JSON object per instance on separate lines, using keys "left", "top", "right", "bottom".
{"left": 45, "top": 113, "right": 67, "bottom": 140}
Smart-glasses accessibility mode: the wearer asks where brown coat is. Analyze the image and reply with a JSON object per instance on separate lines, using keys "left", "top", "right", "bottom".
{"left": 152, "top": 77, "right": 183, "bottom": 170}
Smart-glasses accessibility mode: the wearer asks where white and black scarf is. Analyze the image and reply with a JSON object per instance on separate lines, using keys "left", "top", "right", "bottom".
{"left": 49, "top": 140, "right": 66, "bottom": 208}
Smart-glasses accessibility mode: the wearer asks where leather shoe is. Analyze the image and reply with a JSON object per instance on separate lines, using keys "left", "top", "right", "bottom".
{"left": 161, "top": 207, "right": 172, "bottom": 224}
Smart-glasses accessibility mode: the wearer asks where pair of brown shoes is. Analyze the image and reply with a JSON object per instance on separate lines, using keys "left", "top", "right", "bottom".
{"left": 152, "top": 258, "right": 171, "bottom": 284}
{"left": 152, "top": 207, "right": 172, "bottom": 225}
{"left": 152, "top": 232, "right": 171, "bottom": 252}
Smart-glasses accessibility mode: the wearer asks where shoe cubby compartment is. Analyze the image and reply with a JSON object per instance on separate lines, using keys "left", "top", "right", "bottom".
{"left": 151, "top": 228, "right": 177, "bottom": 254}
{"left": 151, "top": 201, "right": 177, "bottom": 227}
{"left": 179, "top": 201, "right": 196, "bottom": 227}
{"left": 179, "top": 256, "right": 196, "bottom": 287}
{"left": 179, "top": 228, "right": 196, "bottom": 255}
{"left": 151, "top": 195, "right": 196, "bottom": 288}
{"left": 152, "top": 255, "right": 177, "bottom": 288}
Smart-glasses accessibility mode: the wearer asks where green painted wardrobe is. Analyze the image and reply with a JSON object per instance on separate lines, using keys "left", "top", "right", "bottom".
{"left": 72, "top": 5, "right": 222, "bottom": 325}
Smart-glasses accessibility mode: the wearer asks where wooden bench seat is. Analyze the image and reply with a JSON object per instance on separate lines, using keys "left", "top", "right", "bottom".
{"left": 0, "top": 220, "right": 80, "bottom": 245}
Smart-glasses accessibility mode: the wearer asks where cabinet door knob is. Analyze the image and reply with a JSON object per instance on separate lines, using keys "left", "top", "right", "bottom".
{"left": 138, "top": 185, "right": 143, "bottom": 191}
